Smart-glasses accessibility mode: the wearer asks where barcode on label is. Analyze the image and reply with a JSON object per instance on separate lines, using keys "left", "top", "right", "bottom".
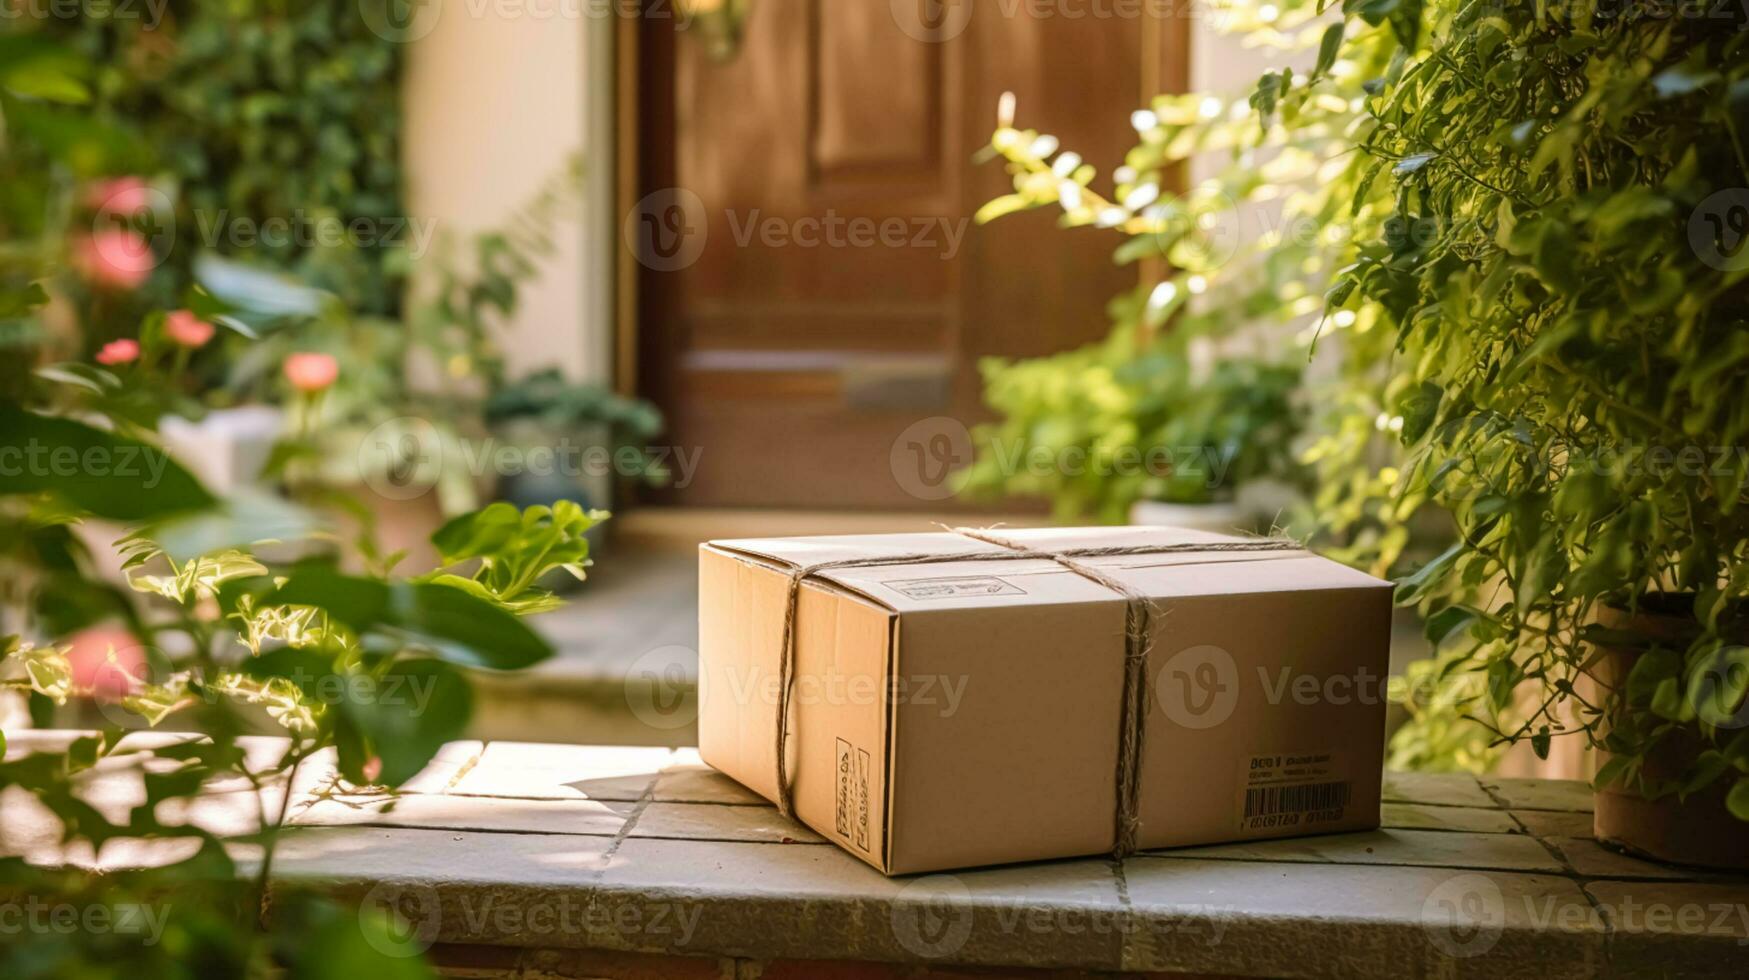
{"left": 1244, "top": 780, "right": 1352, "bottom": 818}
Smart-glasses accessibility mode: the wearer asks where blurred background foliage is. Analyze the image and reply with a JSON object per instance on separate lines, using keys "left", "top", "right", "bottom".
{"left": 0, "top": 19, "right": 609, "bottom": 976}
{"left": 48, "top": 1, "right": 408, "bottom": 317}
{"left": 1, "top": 4, "right": 659, "bottom": 523}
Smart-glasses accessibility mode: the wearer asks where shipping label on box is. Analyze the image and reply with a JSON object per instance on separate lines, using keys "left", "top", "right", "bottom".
{"left": 697, "top": 525, "right": 1393, "bottom": 875}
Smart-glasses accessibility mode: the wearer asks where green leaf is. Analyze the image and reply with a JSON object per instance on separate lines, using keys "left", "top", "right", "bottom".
{"left": 1687, "top": 645, "right": 1749, "bottom": 728}
{"left": 1392, "top": 152, "right": 1435, "bottom": 176}
{"left": 1394, "top": 542, "right": 1463, "bottom": 605}
{"left": 1624, "top": 648, "right": 1682, "bottom": 707}
{"left": 0, "top": 37, "right": 91, "bottom": 104}
{"left": 0, "top": 404, "right": 216, "bottom": 521}
{"left": 193, "top": 254, "right": 331, "bottom": 320}
{"left": 1398, "top": 382, "right": 1442, "bottom": 444}
{"left": 274, "top": 893, "right": 438, "bottom": 980}
{"left": 1651, "top": 676, "right": 1694, "bottom": 723}
{"left": 266, "top": 566, "right": 553, "bottom": 671}
{"left": 17, "top": 643, "right": 72, "bottom": 704}
{"left": 3, "top": 64, "right": 90, "bottom": 104}
{"left": 128, "top": 549, "right": 268, "bottom": 603}
{"left": 0, "top": 282, "right": 49, "bottom": 319}
{"left": 1532, "top": 221, "right": 1580, "bottom": 294}
{"left": 1728, "top": 778, "right": 1749, "bottom": 822}
{"left": 975, "top": 194, "right": 1035, "bottom": 224}
{"left": 1487, "top": 656, "right": 1523, "bottom": 714}
{"left": 1250, "top": 70, "right": 1282, "bottom": 123}
{"left": 1680, "top": 750, "right": 1732, "bottom": 796}
{"left": 1531, "top": 726, "right": 1551, "bottom": 760}
{"left": 66, "top": 733, "right": 111, "bottom": 773}
{"left": 426, "top": 501, "right": 600, "bottom": 611}
{"left": 122, "top": 682, "right": 195, "bottom": 727}
{"left": 1651, "top": 62, "right": 1720, "bottom": 99}
{"left": 338, "top": 659, "right": 472, "bottom": 787}
{"left": 1515, "top": 533, "right": 1565, "bottom": 611}
{"left": 429, "top": 502, "right": 523, "bottom": 564}
{"left": 1594, "top": 754, "right": 1634, "bottom": 791}
{"left": 1590, "top": 187, "right": 1672, "bottom": 240}
{"left": 1352, "top": 0, "right": 1401, "bottom": 27}
{"left": 1312, "top": 23, "right": 1345, "bottom": 82}
{"left": 149, "top": 491, "right": 317, "bottom": 563}
{"left": 1424, "top": 605, "right": 1477, "bottom": 646}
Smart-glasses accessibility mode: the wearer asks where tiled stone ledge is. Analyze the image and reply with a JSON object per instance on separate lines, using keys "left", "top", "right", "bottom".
{"left": 3, "top": 731, "right": 1746, "bottom": 979}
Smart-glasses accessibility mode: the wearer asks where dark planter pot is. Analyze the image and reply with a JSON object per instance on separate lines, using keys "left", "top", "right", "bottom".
{"left": 1591, "top": 602, "right": 1749, "bottom": 871}
{"left": 493, "top": 422, "right": 614, "bottom": 593}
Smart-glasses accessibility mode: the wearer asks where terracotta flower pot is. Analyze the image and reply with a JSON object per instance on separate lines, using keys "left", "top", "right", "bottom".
{"left": 1591, "top": 602, "right": 1749, "bottom": 871}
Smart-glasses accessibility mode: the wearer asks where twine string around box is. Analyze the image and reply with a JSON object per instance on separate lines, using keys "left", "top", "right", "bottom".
{"left": 772, "top": 528, "right": 1303, "bottom": 858}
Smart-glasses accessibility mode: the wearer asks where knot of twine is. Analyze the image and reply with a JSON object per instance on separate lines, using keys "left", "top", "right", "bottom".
{"left": 772, "top": 528, "right": 1302, "bottom": 858}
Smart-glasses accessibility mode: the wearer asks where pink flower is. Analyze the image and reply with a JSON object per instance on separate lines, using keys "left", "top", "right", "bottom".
{"left": 96, "top": 338, "right": 141, "bottom": 365}
{"left": 283, "top": 352, "right": 339, "bottom": 392}
{"left": 85, "top": 177, "right": 153, "bottom": 215}
{"left": 165, "top": 309, "right": 215, "bottom": 348}
{"left": 73, "top": 229, "right": 156, "bottom": 290}
{"left": 65, "top": 625, "right": 147, "bottom": 702}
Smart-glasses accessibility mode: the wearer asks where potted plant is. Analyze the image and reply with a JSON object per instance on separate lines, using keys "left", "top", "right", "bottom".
{"left": 955, "top": 320, "right": 1303, "bottom": 529}
{"left": 1320, "top": 2, "right": 1749, "bottom": 865}
{"left": 484, "top": 368, "right": 668, "bottom": 559}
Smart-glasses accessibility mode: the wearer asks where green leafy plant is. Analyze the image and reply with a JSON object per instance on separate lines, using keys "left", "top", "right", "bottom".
{"left": 967, "top": 1, "right": 1419, "bottom": 540}
{"left": 1, "top": 373, "right": 599, "bottom": 979}
{"left": 1320, "top": 2, "right": 1749, "bottom": 814}
{"left": 956, "top": 320, "right": 1302, "bottom": 522}
{"left": 0, "top": 33, "right": 601, "bottom": 976}
{"left": 424, "top": 500, "right": 606, "bottom": 614}
{"left": 484, "top": 368, "right": 670, "bottom": 489}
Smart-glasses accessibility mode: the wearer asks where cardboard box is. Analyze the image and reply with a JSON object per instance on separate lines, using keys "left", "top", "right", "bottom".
{"left": 697, "top": 525, "right": 1393, "bottom": 875}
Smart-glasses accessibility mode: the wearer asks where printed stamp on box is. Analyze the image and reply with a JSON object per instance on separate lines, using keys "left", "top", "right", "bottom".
{"left": 1239, "top": 751, "right": 1352, "bottom": 833}
{"left": 881, "top": 575, "right": 1026, "bottom": 601}
{"left": 836, "top": 737, "right": 871, "bottom": 852}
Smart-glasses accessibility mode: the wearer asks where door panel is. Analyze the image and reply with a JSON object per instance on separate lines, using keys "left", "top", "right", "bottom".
{"left": 634, "top": 0, "right": 1184, "bottom": 508}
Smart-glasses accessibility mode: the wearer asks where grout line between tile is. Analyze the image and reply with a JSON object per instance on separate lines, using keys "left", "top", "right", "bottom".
{"left": 1112, "top": 857, "right": 1136, "bottom": 971}
{"left": 1131, "top": 853, "right": 1566, "bottom": 876}
{"left": 598, "top": 775, "right": 659, "bottom": 866}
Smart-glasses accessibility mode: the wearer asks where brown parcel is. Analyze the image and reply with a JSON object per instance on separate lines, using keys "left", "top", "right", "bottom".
{"left": 697, "top": 525, "right": 1394, "bottom": 875}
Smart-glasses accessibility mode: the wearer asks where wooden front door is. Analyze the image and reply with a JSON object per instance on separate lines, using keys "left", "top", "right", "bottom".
{"left": 631, "top": 1, "right": 1184, "bottom": 508}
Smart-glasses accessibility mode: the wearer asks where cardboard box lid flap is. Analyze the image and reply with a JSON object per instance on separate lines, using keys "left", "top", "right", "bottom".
{"left": 709, "top": 527, "right": 1261, "bottom": 581}
{"left": 707, "top": 532, "right": 1007, "bottom": 571}
{"left": 708, "top": 527, "right": 1378, "bottom": 613}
